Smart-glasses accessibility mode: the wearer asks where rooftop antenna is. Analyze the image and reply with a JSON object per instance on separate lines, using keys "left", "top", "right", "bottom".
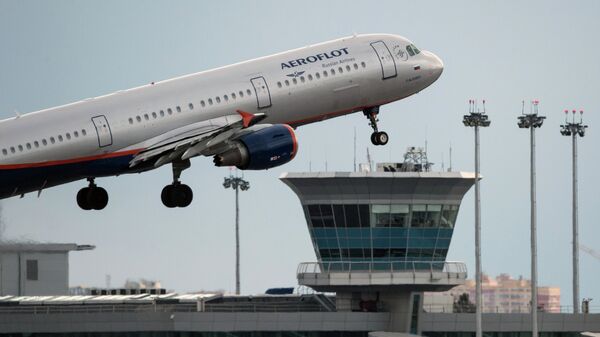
{"left": 441, "top": 152, "right": 445, "bottom": 172}
{"left": 353, "top": 127, "right": 357, "bottom": 172}
{"left": 449, "top": 142, "right": 453, "bottom": 172}
{"left": 366, "top": 147, "right": 373, "bottom": 172}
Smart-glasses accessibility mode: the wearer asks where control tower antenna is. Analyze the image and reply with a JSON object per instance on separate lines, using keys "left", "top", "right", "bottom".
{"left": 449, "top": 142, "right": 453, "bottom": 172}
{"left": 366, "top": 147, "right": 373, "bottom": 172}
{"left": 560, "top": 107, "right": 588, "bottom": 313}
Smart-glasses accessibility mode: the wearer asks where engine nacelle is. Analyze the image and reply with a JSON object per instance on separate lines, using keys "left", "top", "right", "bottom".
{"left": 213, "top": 124, "right": 298, "bottom": 170}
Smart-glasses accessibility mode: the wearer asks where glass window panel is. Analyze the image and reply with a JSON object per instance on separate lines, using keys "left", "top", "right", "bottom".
{"left": 358, "top": 204, "right": 370, "bottom": 227}
{"left": 372, "top": 204, "right": 391, "bottom": 227}
{"left": 426, "top": 204, "right": 442, "bottom": 227}
{"left": 411, "top": 205, "right": 428, "bottom": 227}
{"left": 333, "top": 205, "right": 345, "bottom": 227}
{"left": 344, "top": 204, "right": 360, "bottom": 227}
{"left": 390, "top": 204, "right": 410, "bottom": 227}
{"left": 320, "top": 204, "right": 334, "bottom": 227}
{"left": 307, "top": 205, "right": 323, "bottom": 227}
{"left": 440, "top": 205, "right": 459, "bottom": 228}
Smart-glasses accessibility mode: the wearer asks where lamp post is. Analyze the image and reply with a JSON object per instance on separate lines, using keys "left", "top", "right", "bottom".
{"left": 463, "top": 99, "right": 491, "bottom": 337}
{"left": 560, "top": 109, "right": 588, "bottom": 313}
{"left": 223, "top": 173, "right": 250, "bottom": 295}
{"left": 517, "top": 100, "right": 545, "bottom": 337}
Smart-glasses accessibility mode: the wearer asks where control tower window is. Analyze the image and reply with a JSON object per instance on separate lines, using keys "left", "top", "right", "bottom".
{"left": 333, "top": 205, "right": 345, "bottom": 227}
{"left": 440, "top": 205, "right": 459, "bottom": 228}
{"left": 344, "top": 205, "right": 360, "bottom": 227}
{"left": 390, "top": 205, "right": 409, "bottom": 227}
{"left": 410, "top": 205, "right": 427, "bottom": 227}
{"left": 372, "top": 204, "right": 391, "bottom": 227}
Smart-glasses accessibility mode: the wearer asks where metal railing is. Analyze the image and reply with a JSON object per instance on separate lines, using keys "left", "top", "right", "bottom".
{"left": 423, "top": 304, "right": 600, "bottom": 314}
{"left": 297, "top": 261, "right": 467, "bottom": 274}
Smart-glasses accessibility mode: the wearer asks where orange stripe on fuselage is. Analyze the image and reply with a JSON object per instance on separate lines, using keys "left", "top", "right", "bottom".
{"left": 0, "top": 149, "right": 143, "bottom": 170}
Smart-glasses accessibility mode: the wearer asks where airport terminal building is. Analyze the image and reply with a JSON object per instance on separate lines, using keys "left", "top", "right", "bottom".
{"left": 0, "top": 156, "right": 598, "bottom": 336}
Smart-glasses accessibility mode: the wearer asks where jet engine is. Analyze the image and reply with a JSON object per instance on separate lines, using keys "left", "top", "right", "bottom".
{"left": 213, "top": 124, "right": 298, "bottom": 170}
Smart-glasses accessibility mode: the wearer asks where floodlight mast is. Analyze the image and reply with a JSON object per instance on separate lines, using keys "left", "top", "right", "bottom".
{"left": 517, "top": 100, "right": 546, "bottom": 337}
{"left": 462, "top": 99, "right": 491, "bottom": 337}
{"left": 223, "top": 172, "right": 250, "bottom": 295}
{"left": 560, "top": 109, "right": 588, "bottom": 313}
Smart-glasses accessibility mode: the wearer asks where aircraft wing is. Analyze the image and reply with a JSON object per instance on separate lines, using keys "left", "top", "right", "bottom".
{"left": 128, "top": 110, "right": 267, "bottom": 168}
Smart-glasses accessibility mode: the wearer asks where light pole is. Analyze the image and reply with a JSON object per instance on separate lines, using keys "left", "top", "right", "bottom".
{"left": 463, "top": 99, "right": 491, "bottom": 337}
{"left": 517, "top": 100, "right": 545, "bottom": 337}
{"left": 223, "top": 173, "right": 250, "bottom": 295}
{"left": 560, "top": 109, "right": 588, "bottom": 313}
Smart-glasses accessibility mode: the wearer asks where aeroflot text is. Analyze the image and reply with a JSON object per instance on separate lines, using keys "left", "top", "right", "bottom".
{"left": 281, "top": 47, "right": 349, "bottom": 69}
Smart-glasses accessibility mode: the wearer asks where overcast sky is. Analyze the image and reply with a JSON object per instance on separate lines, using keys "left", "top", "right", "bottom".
{"left": 0, "top": 1, "right": 599, "bottom": 307}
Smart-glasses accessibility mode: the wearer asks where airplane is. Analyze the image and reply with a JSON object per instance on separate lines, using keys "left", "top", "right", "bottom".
{"left": 0, "top": 33, "right": 443, "bottom": 210}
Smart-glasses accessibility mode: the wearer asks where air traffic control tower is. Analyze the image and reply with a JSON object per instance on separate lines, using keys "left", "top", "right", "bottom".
{"left": 281, "top": 147, "right": 476, "bottom": 334}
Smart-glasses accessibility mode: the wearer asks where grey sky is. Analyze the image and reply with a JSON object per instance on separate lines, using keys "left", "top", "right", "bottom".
{"left": 0, "top": 1, "right": 598, "bottom": 306}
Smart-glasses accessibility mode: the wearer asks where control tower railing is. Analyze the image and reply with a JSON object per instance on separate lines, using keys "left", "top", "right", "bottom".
{"left": 297, "top": 261, "right": 467, "bottom": 274}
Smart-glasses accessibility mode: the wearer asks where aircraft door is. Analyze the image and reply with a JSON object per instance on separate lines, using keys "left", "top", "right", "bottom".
{"left": 250, "top": 76, "right": 272, "bottom": 109}
{"left": 91, "top": 115, "right": 113, "bottom": 147}
{"left": 370, "top": 41, "right": 397, "bottom": 80}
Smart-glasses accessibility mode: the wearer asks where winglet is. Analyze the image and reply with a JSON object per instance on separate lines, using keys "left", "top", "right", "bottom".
{"left": 237, "top": 110, "right": 266, "bottom": 128}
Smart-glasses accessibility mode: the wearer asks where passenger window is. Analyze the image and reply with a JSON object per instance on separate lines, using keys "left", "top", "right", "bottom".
{"left": 353, "top": 63, "right": 358, "bottom": 70}
{"left": 208, "top": 98, "right": 213, "bottom": 105}
{"left": 188, "top": 103, "right": 194, "bottom": 110}
{"left": 66, "top": 133, "right": 71, "bottom": 140}
{"left": 42, "top": 139, "right": 47, "bottom": 146}
{"left": 277, "top": 82, "right": 282, "bottom": 88}
{"left": 338, "top": 67, "right": 343, "bottom": 73}
{"left": 239, "top": 91, "right": 244, "bottom": 97}
{"left": 323, "top": 71, "right": 328, "bottom": 77}
{"left": 300, "top": 76, "right": 305, "bottom": 83}
{"left": 361, "top": 62, "right": 366, "bottom": 68}
{"left": 315, "top": 72, "right": 320, "bottom": 79}
{"left": 159, "top": 110, "right": 165, "bottom": 117}
{"left": 10, "top": 146, "right": 15, "bottom": 153}
{"left": 308, "top": 74, "right": 313, "bottom": 81}
{"left": 284, "top": 80, "right": 290, "bottom": 86}
{"left": 74, "top": 131, "right": 79, "bottom": 137}
{"left": 34, "top": 141, "right": 39, "bottom": 147}
{"left": 128, "top": 118, "right": 133, "bottom": 124}
{"left": 26, "top": 143, "right": 31, "bottom": 150}
{"left": 58, "top": 135, "right": 63, "bottom": 142}
{"left": 201, "top": 100, "right": 206, "bottom": 107}
{"left": 216, "top": 96, "right": 221, "bottom": 103}
{"left": 82, "top": 129, "right": 87, "bottom": 136}
{"left": 167, "top": 108, "right": 173, "bottom": 115}
{"left": 176, "top": 106, "right": 182, "bottom": 112}
{"left": 330, "top": 69, "right": 335, "bottom": 75}
{"left": 292, "top": 78, "right": 297, "bottom": 85}
{"left": 231, "top": 93, "right": 236, "bottom": 99}
{"left": 346, "top": 65, "right": 351, "bottom": 72}
{"left": 144, "top": 114, "right": 149, "bottom": 121}
{"left": 1, "top": 149, "right": 6, "bottom": 155}
{"left": 151, "top": 112, "right": 156, "bottom": 119}
{"left": 406, "top": 45, "right": 415, "bottom": 56}
{"left": 224, "top": 95, "right": 229, "bottom": 101}
{"left": 246, "top": 89, "right": 251, "bottom": 96}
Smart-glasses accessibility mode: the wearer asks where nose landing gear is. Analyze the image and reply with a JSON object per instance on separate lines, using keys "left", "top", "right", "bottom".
{"left": 161, "top": 159, "right": 193, "bottom": 208}
{"left": 77, "top": 178, "right": 109, "bottom": 210}
{"left": 364, "top": 106, "right": 388, "bottom": 146}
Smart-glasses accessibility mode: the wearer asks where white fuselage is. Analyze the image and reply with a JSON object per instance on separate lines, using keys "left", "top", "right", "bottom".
{"left": 0, "top": 33, "right": 443, "bottom": 198}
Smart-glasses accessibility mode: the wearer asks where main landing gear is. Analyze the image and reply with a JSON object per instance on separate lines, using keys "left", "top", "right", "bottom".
{"left": 364, "top": 106, "right": 389, "bottom": 146}
{"left": 161, "top": 159, "right": 193, "bottom": 208}
{"left": 77, "top": 178, "right": 109, "bottom": 210}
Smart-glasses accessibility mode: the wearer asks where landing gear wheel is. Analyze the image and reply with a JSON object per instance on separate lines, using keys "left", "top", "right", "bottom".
{"left": 375, "top": 131, "right": 388, "bottom": 146}
{"left": 161, "top": 183, "right": 193, "bottom": 208}
{"left": 76, "top": 181, "right": 109, "bottom": 210}
{"left": 77, "top": 187, "right": 92, "bottom": 210}
{"left": 364, "top": 106, "right": 388, "bottom": 146}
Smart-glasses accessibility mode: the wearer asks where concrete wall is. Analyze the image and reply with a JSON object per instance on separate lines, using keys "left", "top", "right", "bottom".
{"left": 0, "top": 252, "right": 69, "bottom": 295}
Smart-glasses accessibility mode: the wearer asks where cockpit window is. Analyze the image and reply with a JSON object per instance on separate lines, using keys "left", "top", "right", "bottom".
{"left": 406, "top": 44, "right": 421, "bottom": 57}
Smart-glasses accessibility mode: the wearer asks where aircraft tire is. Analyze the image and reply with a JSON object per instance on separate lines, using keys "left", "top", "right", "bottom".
{"left": 89, "top": 187, "right": 109, "bottom": 210}
{"left": 161, "top": 185, "right": 177, "bottom": 208}
{"left": 370, "top": 132, "right": 379, "bottom": 145}
{"left": 77, "top": 187, "right": 92, "bottom": 210}
{"left": 376, "top": 131, "right": 389, "bottom": 146}
{"left": 176, "top": 184, "right": 193, "bottom": 208}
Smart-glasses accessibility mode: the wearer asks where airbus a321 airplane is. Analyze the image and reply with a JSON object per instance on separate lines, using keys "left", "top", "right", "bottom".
{"left": 0, "top": 34, "right": 443, "bottom": 210}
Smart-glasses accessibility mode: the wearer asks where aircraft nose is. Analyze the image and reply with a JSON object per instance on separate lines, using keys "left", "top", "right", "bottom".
{"left": 428, "top": 51, "right": 444, "bottom": 79}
